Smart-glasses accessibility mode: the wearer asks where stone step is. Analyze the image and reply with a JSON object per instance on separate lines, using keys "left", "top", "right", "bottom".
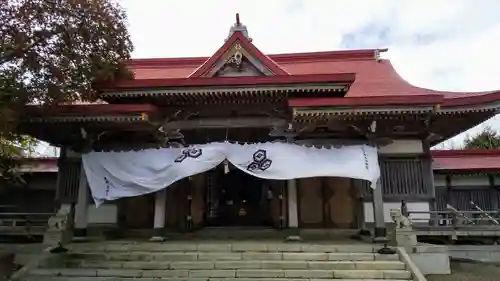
{"left": 69, "top": 242, "right": 380, "bottom": 253}
{"left": 25, "top": 277, "right": 411, "bottom": 281}
{"left": 60, "top": 251, "right": 400, "bottom": 262}
{"left": 29, "top": 268, "right": 412, "bottom": 279}
{"left": 52, "top": 260, "right": 406, "bottom": 271}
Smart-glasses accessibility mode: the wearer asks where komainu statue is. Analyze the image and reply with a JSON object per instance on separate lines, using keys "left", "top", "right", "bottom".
{"left": 390, "top": 208, "right": 417, "bottom": 248}
{"left": 43, "top": 204, "right": 74, "bottom": 247}
{"left": 390, "top": 208, "right": 412, "bottom": 229}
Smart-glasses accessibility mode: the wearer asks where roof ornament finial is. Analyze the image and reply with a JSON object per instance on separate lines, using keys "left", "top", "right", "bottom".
{"left": 226, "top": 13, "right": 252, "bottom": 42}
{"left": 374, "top": 49, "right": 382, "bottom": 62}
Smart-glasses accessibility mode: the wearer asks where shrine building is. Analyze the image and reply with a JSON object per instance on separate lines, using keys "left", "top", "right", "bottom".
{"left": 19, "top": 15, "right": 500, "bottom": 241}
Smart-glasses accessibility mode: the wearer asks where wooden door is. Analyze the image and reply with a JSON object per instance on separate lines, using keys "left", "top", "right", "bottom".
{"left": 297, "top": 177, "right": 324, "bottom": 227}
{"left": 214, "top": 170, "right": 266, "bottom": 226}
{"left": 268, "top": 180, "right": 287, "bottom": 229}
{"left": 121, "top": 194, "right": 154, "bottom": 229}
{"left": 190, "top": 174, "right": 206, "bottom": 230}
{"left": 165, "top": 180, "right": 189, "bottom": 231}
{"left": 324, "top": 177, "right": 358, "bottom": 228}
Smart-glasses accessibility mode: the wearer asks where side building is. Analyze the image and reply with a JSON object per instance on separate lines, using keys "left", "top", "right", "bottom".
{"left": 0, "top": 158, "right": 57, "bottom": 237}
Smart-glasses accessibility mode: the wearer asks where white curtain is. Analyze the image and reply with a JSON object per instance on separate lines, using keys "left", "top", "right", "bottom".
{"left": 82, "top": 142, "right": 380, "bottom": 206}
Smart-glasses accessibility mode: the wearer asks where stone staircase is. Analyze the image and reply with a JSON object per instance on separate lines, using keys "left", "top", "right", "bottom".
{"left": 21, "top": 241, "right": 415, "bottom": 280}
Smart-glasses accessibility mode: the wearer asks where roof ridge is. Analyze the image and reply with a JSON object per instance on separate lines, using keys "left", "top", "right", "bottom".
{"left": 127, "top": 48, "right": 387, "bottom": 68}
{"left": 432, "top": 149, "right": 500, "bottom": 157}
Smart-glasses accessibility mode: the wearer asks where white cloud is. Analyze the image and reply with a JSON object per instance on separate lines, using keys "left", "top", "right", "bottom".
{"left": 34, "top": 0, "right": 496, "bottom": 155}
{"left": 118, "top": 0, "right": 500, "bottom": 149}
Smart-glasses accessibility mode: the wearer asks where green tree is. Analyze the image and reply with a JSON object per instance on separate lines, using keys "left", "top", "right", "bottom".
{"left": 464, "top": 127, "right": 500, "bottom": 149}
{"left": 0, "top": 135, "right": 37, "bottom": 185}
{"left": 0, "top": 0, "right": 133, "bottom": 181}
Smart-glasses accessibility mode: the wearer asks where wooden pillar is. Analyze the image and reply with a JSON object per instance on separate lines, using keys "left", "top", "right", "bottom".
{"left": 489, "top": 175, "right": 498, "bottom": 210}
{"left": 445, "top": 175, "right": 452, "bottom": 205}
{"left": 372, "top": 179, "right": 387, "bottom": 241}
{"left": 287, "top": 179, "right": 299, "bottom": 228}
{"left": 285, "top": 178, "right": 301, "bottom": 241}
{"left": 74, "top": 163, "right": 89, "bottom": 238}
{"left": 150, "top": 188, "right": 167, "bottom": 242}
{"left": 423, "top": 140, "right": 438, "bottom": 225}
{"left": 55, "top": 148, "right": 81, "bottom": 204}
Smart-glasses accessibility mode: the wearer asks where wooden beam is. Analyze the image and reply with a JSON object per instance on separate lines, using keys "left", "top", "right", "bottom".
{"left": 163, "top": 117, "right": 287, "bottom": 130}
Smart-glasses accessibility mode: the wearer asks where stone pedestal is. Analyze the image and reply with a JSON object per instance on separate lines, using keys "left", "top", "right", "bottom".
{"left": 396, "top": 229, "right": 418, "bottom": 249}
{"left": 149, "top": 236, "right": 166, "bottom": 242}
{"left": 389, "top": 208, "right": 417, "bottom": 250}
{"left": 43, "top": 204, "right": 74, "bottom": 247}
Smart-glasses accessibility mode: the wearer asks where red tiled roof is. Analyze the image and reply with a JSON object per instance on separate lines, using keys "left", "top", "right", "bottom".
{"left": 432, "top": 149, "right": 500, "bottom": 172}
{"left": 16, "top": 157, "right": 58, "bottom": 173}
{"left": 25, "top": 104, "right": 158, "bottom": 116}
{"left": 124, "top": 48, "right": 500, "bottom": 107}
{"left": 288, "top": 94, "right": 444, "bottom": 107}
{"left": 104, "top": 73, "right": 355, "bottom": 90}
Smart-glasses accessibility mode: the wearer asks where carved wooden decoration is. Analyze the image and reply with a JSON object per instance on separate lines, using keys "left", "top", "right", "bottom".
{"left": 215, "top": 57, "right": 263, "bottom": 77}
{"left": 206, "top": 41, "right": 274, "bottom": 77}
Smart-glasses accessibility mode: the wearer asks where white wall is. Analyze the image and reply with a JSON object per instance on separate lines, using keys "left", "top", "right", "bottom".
{"left": 363, "top": 202, "right": 430, "bottom": 223}
{"left": 433, "top": 174, "right": 491, "bottom": 188}
{"left": 495, "top": 176, "right": 500, "bottom": 184}
{"left": 87, "top": 204, "right": 118, "bottom": 224}
{"left": 433, "top": 174, "right": 447, "bottom": 187}
{"left": 379, "top": 140, "right": 423, "bottom": 155}
{"left": 450, "top": 174, "right": 489, "bottom": 187}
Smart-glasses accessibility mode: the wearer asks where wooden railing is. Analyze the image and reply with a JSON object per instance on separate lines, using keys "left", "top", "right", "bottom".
{"left": 0, "top": 212, "right": 53, "bottom": 236}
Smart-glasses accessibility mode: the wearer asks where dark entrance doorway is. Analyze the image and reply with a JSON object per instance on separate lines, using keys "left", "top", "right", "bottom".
{"left": 205, "top": 165, "right": 271, "bottom": 226}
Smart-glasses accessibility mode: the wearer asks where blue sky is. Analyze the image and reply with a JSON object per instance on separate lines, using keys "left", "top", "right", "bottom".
{"left": 36, "top": 0, "right": 500, "bottom": 155}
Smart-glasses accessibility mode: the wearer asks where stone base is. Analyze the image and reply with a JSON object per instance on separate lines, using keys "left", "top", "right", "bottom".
{"left": 71, "top": 236, "right": 90, "bottom": 243}
{"left": 395, "top": 232, "right": 418, "bottom": 248}
{"left": 154, "top": 227, "right": 165, "bottom": 236}
{"left": 149, "top": 227, "right": 166, "bottom": 242}
{"left": 43, "top": 230, "right": 72, "bottom": 247}
{"left": 374, "top": 227, "right": 387, "bottom": 237}
{"left": 73, "top": 228, "right": 87, "bottom": 237}
{"left": 283, "top": 227, "right": 302, "bottom": 242}
{"left": 72, "top": 228, "right": 88, "bottom": 243}
{"left": 373, "top": 236, "right": 390, "bottom": 244}
{"left": 149, "top": 227, "right": 167, "bottom": 242}
{"left": 373, "top": 227, "right": 388, "bottom": 243}
{"left": 285, "top": 235, "right": 303, "bottom": 242}
{"left": 149, "top": 236, "right": 166, "bottom": 242}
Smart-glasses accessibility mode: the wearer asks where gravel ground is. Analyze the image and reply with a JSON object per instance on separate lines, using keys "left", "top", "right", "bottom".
{"left": 427, "top": 261, "right": 500, "bottom": 281}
